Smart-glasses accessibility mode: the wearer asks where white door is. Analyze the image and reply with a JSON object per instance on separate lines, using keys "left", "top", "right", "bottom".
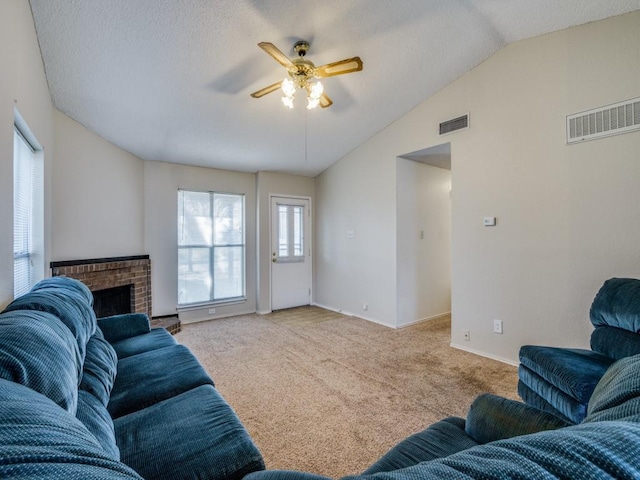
{"left": 271, "top": 196, "right": 311, "bottom": 310}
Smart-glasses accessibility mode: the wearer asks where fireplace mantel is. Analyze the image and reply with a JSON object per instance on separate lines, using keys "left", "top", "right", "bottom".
{"left": 50, "top": 255, "right": 152, "bottom": 318}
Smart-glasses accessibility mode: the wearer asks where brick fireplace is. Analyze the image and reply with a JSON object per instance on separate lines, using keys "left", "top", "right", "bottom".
{"left": 50, "top": 255, "right": 152, "bottom": 318}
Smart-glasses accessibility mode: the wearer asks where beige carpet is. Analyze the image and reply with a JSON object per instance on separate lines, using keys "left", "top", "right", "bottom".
{"left": 175, "top": 307, "right": 518, "bottom": 478}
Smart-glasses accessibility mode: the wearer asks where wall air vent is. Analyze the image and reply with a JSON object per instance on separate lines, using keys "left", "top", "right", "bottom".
{"left": 567, "top": 96, "right": 640, "bottom": 144}
{"left": 439, "top": 114, "right": 469, "bottom": 136}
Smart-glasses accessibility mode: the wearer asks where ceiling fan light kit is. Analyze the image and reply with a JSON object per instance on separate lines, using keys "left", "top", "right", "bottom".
{"left": 251, "top": 40, "right": 363, "bottom": 110}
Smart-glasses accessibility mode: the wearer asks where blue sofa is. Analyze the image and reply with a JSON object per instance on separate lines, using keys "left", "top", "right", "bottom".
{"left": 0, "top": 276, "right": 264, "bottom": 479}
{"left": 245, "top": 352, "right": 640, "bottom": 479}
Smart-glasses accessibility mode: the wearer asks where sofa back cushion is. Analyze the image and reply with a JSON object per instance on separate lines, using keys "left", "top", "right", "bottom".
{"left": 590, "top": 277, "right": 640, "bottom": 332}
{"left": 31, "top": 275, "right": 94, "bottom": 305}
{"left": 590, "top": 325, "right": 640, "bottom": 360}
{"left": 583, "top": 353, "right": 640, "bottom": 424}
{"left": 0, "top": 378, "right": 140, "bottom": 479}
{"left": 4, "top": 287, "right": 96, "bottom": 363}
{"left": 0, "top": 310, "right": 81, "bottom": 412}
{"left": 76, "top": 390, "right": 120, "bottom": 461}
{"left": 80, "top": 328, "right": 118, "bottom": 406}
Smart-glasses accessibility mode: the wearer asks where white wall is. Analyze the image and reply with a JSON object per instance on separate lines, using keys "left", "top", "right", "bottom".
{"left": 144, "top": 161, "right": 257, "bottom": 321}
{"left": 256, "top": 171, "right": 314, "bottom": 313}
{"left": 316, "top": 12, "right": 640, "bottom": 362}
{"left": 396, "top": 159, "right": 451, "bottom": 327}
{"left": 315, "top": 140, "right": 398, "bottom": 326}
{"left": 52, "top": 110, "right": 145, "bottom": 261}
{"left": 0, "top": 0, "right": 54, "bottom": 308}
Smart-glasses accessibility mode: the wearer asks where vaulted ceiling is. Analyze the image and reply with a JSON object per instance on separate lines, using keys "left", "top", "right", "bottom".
{"left": 30, "top": 1, "right": 640, "bottom": 176}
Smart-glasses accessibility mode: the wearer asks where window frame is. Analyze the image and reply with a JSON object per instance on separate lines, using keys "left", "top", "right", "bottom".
{"left": 13, "top": 114, "right": 43, "bottom": 299}
{"left": 177, "top": 189, "right": 246, "bottom": 307}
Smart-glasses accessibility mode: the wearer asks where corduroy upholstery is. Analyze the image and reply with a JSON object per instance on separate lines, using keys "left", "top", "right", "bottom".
{"left": 518, "top": 277, "right": 640, "bottom": 423}
{"left": 0, "top": 277, "right": 264, "bottom": 480}
{"left": 245, "top": 354, "right": 640, "bottom": 480}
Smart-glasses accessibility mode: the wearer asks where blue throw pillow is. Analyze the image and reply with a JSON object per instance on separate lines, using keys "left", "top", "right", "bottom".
{"left": 0, "top": 310, "right": 81, "bottom": 412}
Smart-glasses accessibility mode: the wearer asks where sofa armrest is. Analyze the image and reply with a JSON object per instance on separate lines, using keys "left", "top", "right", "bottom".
{"left": 466, "top": 393, "right": 571, "bottom": 444}
{"left": 97, "top": 313, "right": 151, "bottom": 344}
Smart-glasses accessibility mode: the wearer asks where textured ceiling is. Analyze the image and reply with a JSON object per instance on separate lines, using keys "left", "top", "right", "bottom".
{"left": 30, "top": 0, "right": 640, "bottom": 176}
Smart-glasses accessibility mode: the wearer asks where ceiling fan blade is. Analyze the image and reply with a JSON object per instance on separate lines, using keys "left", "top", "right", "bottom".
{"left": 315, "top": 57, "right": 363, "bottom": 78}
{"left": 258, "top": 42, "right": 295, "bottom": 69}
{"left": 319, "top": 93, "right": 333, "bottom": 108}
{"left": 250, "top": 81, "right": 283, "bottom": 98}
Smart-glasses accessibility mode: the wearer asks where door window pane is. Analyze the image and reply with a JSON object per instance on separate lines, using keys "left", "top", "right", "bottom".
{"left": 293, "top": 206, "right": 303, "bottom": 257}
{"left": 276, "top": 204, "right": 305, "bottom": 262}
{"left": 278, "top": 205, "right": 289, "bottom": 256}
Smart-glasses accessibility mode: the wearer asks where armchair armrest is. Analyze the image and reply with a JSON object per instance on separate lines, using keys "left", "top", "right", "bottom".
{"left": 97, "top": 313, "right": 151, "bottom": 344}
{"left": 465, "top": 393, "right": 571, "bottom": 445}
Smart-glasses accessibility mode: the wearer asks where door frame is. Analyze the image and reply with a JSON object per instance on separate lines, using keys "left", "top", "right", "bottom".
{"left": 269, "top": 194, "right": 313, "bottom": 312}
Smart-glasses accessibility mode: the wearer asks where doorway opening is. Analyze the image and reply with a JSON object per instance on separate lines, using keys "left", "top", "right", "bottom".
{"left": 396, "top": 142, "right": 451, "bottom": 327}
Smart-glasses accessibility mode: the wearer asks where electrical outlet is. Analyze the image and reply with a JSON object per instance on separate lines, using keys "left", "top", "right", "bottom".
{"left": 493, "top": 319, "right": 503, "bottom": 334}
{"left": 463, "top": 330, "right": 470, "bottom": 341}
{"left": 208, "top": 308, "right": 216, "bottom": 314}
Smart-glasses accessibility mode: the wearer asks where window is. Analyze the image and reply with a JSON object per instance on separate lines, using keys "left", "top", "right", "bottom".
{"left": 277, "top": 204, "right": 305, "bottom": 262}
{"left": 13, "top": 118, "right": 43, "bottom": 298}
{"left": 177, "top": 190, "right": 245, "bottom": 306}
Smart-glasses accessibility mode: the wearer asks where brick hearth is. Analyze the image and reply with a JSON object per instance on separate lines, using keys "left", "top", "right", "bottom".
{"left": 50, "top": 255, "right": 152, "bottom": 318}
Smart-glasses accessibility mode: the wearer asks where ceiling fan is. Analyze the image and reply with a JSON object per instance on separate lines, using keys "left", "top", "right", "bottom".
{"left": 250, "top": 40, "right": 363, "bottom": 109}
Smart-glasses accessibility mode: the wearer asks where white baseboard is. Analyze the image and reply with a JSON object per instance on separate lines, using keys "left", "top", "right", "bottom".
{"left": 450, "top": 342, "right": 519, "bottom": 367}
{"left": 397, "top": 311, "right": 451, "bottom": 329}
{"left": 312, "top": 302, "right": 397, "bottom": 328}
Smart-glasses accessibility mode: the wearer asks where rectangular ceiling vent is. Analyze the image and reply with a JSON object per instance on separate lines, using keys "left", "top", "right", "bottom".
{"left": 439, "top": 114, "right": 469, "bottom": 136}
{"left": 567, "top": 96, "right": 640, "bottom": 144}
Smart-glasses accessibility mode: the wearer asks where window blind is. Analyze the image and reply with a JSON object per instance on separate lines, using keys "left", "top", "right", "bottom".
{"left": 13, "top": 127, "right": 35, "bottom": 298}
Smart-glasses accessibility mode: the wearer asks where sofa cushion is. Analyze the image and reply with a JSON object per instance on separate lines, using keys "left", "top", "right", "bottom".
{"left": 584, "top": 353, "right": 640, "bottom": 424}
{"left": 108, "top": 344, "right": 214, "bottom": 418}
{"left": 3, "top": 288, "right": 96, "bottom": 361}
{"left": 0, "top": 310, "right": 80, "bottom": 412}
{"left": 114, "top": 384, "right": 264, "bottom": 480}
{"left": 0, "top": 378, "right": 142, "bottom": 479}
{"left": 590, "top": 325, "right": 640, "bottom": 360}
{"left": 517, "top": 380, "right": 575, "bottom": 424}
{"left": 517, "top": 367, "right": 586, "bottom": 423}
{"left": 76, "top": 390, "right": 120, "bottom": 461}
{"left": 363, "top": 417, "right": 477, "bottom": 474}
{"left": 80, "top": 327, "right": 118, "bottom": 405}
{"left": 110, "top": 327, "right": 177, "bottom": 359}
{"left": 98, "top": 313, "right": 151, "bottom": 344}
{"left": 590, "top": 277, "right": 640, "bottom": 332}
{"left": 519, "top": 345, "right": 613, "bottom": 403}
